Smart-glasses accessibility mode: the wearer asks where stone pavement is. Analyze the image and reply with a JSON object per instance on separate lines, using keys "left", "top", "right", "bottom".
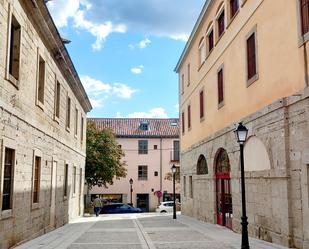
{"left": 14, "top": 213, "right": 289, "bottom": 249}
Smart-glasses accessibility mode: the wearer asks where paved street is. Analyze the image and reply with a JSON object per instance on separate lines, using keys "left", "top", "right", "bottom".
{"left": 15, "top": 213, "right": 288, "bottom": 249}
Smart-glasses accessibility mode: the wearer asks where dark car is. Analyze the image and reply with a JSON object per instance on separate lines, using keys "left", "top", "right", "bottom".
{"left": 100, "top": 203, "right": 142, "bottom": 214}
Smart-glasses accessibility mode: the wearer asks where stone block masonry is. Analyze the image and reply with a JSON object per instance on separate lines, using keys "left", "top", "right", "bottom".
{"left": 0, "top": 0, "right": 91, "bottom": 248}
{"left": 181, "top": 88, "right": 309, "bottom": 249}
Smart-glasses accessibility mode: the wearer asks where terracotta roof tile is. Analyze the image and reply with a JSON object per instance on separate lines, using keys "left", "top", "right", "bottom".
{"left": 88, "top": 118, "right": 179, "bottom": 138}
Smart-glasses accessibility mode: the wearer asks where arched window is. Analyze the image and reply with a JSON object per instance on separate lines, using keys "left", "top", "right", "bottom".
{"left": 215, "top": 148, "right": 230, "bottom": 173}
{"left": 197, "top": 154, "right": 208, "bottom": 175}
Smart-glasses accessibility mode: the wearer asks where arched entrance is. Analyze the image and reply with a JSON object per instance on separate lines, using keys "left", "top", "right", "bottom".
{"left": 215, "top": 148, "right": 232, "bottom": 229}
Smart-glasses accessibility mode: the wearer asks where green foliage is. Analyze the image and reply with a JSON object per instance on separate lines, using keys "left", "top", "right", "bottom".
{"left": 86, "top": 121, "right": 127, "bottom": 188}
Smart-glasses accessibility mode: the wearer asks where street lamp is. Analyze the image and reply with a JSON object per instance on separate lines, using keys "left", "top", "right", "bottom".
{"left": 129, "top": 178, "right": 133, "bottom": 206}
{"left": 171, "top": 164, "right": 177, "bottom": 219}
{"left": 234, "top": 122, "right": 250, "bottom": 249}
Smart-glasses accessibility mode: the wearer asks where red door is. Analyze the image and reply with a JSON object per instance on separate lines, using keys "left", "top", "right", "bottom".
{"left": 215, "top": 149, "right": 233, "bottom": 229}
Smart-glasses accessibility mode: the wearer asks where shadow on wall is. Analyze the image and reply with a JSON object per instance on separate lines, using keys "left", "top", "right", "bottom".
{"left": 0, "top": 184, "right": 77, "bottom": 249}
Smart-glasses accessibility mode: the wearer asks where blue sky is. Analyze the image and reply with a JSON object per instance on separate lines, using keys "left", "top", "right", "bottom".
{"left": 47, "top": 0, "right": 205, "bottom": 118}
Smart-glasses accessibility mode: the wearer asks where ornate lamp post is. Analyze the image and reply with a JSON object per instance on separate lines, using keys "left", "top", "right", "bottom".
{"left": 171, "top": 164, "right": 177, "bottom": 219}
{"left": 234, "top": 122, "right": 250, "bottom": 249}
{"left": 129, "top": 178, "right": 133, "bottom": 206}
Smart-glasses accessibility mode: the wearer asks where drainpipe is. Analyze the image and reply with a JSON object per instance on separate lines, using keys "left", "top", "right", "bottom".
{"left": 283, "top": 98, "right": 295, "bottom": 247}
{"left": 160, "top": 137, "right": 163, "bottom": 200}
{"left": 303, "top": 44, "right": 309, "bottom": 87}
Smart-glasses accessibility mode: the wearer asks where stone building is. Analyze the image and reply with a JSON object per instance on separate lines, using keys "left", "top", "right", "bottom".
{"left": 0, "top": 0, "right": 91, "bottom": 248}
{"left": 88, "top": 118, "right": 180, "bottom": 212}
{"left": 175, "top": 0, "right": 309, "bottom": 248}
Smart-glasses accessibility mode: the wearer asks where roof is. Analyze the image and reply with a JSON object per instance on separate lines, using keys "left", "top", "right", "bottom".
{"left": 21, "top": 0, "right": 92, "bottom": 112}
{"left": 89, "top": 118, "right": 180, "bottom": 138}
{"left": 174, "top": 0, "right": 211, "bottom": 73}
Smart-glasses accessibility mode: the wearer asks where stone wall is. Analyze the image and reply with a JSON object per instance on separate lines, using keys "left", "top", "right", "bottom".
{"left": 0, "top": 0, "right": 88, "bottom": 248}
{"left": 181, "top": 88, "right": 309, "bottom": 249}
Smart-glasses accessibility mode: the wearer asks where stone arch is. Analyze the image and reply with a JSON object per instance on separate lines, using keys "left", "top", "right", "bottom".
{"left": 244, "top": 136, "right": 271, "bottom": 171}
{"left": 197, "top": 154, "right": 208, "bottom": 175}
{"left": 215, "top": 1, "right": 225, "bottom": 16}
{"left": 214, "top": 148, "right": 230, "bottom": 173}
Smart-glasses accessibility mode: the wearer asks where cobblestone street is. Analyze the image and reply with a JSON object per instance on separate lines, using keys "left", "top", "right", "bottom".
{"left": 15, "top": 213, "right": 289, "bottom": 249}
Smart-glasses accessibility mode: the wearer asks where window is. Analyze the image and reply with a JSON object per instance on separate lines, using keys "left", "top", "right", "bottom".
{"left": 197, "top": 155, "right": 208, "bottom": 175}
{"left": 74, "top": 108, "right": 78, "bottom": 136}
{"left": 54, "top": 81, "right": 61, "bottom": 119}
{"left": 64, "top": 164, "right": 68, "bottom": 198}
{"left": 207, "top": 29, "right": 214, "bottom": 53}
{"left": 173, "top": 140, "right": 180, "bottom": 161}
{"left": 198, "top": 38, "right": 206, "bottom": 66}
{"left": 247, "top": 32, "right": 257, "bottom": 81}
{"left": 81, "top": 116, "right": 84, "bottom": 143}
{"left": 230, "top": 0, "right": 239, "bottom": 19}
{"left": 301, "top": 0, "right": 309, "bottom": 35}
{"left": 217, "top": 10, "right": 225, "bottom": 38}
{"left": 154, "top": 145, "right": 158, "bottom": 150}
{"left": 138, "top": 140, "right": 148, "bottom": 154}
{"left": 183, "top": 176, "right": 186, "bottom": 197}
{"left": 217, "top": 68, "right": 224, "bottom": 106}
{"left": 200, "top": 90, "right": 204, "bottom": 119}
{"left": 73, "top": 166, "right": 76, "bottom": 195}
{"left": 32, "top": 156, "right": 41, "bottom": 204}
{"left": 182, "top": 112, "right": 185, "bottom": 134}
{"left": 2, "top": 148, "right": 15, "bottom": 211}
{"left": 187, "top": 105, "right": 191, "bottom": 129}
{"left": 8, "top": 15, "right": 21, "bottom": 86}
{"left": 187, "top": 64, "right": 190, "bottom": 86}
{"left": 181, "top": 74, "right": 184, "bottom": 94}
{"left": 79, "top": 168, "right": 82, "bottom": 195}
{"left": 138, "top": 165, "right": 148, "bottom": 180}
{"left": 154, "top": 171, "right": 158, "bottom": 176}
{"left": 66, "top": 96, "right": 71, "bottom": 130}
{"left": 189, "top": 176, "right": 193, "bottom": 198}
{"left": 37, "top": 56, "right": 45, "bottom": 105}
{"left": 140, "top": 121, "right": 149, "bottom": 131}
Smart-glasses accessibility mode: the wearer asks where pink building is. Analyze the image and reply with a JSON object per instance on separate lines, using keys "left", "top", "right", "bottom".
{"left": 89, "top": 118, "right": 180, "bottom": 212}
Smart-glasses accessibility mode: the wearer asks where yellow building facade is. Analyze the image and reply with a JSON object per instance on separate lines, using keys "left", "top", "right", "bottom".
{"left": 176, "top": 0, "right": 309, "bottom": 248}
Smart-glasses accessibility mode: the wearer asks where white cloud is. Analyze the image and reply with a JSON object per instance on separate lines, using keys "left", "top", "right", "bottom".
{"left": 47, "top": 0, "right": 79, "bottom": 28}
{"left": 81, "top": 75, "right": 112, "bottom": 95}
{"left": 74, "top": 10, "right": 126, "bottom": 50}
{"left": 139, "top": 38, "right": 151, "bottom": 48}
{"left": 127, "top": 108, "right": 168, "bottom": 118}
{"left": 90, "top": 98, "right": 104, "bottom": 108}
{"left": 47, "top": 1, "right": 127, "bottom": 50}
{"left": 130, "top": 65, "right": 144, "bottom": 74}
{"left": 80, "top": 75, "right": 137, "bottom": 109}
{"left": 113, "top": 83, "right": 137, "bottom": 99}
{"left": 47, "top": 1, "right": 204, "bottom": 44}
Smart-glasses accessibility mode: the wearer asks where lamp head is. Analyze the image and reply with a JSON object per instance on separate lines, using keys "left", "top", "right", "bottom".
{"left": 234, "top": 122, "right": 248, "bottom": 144}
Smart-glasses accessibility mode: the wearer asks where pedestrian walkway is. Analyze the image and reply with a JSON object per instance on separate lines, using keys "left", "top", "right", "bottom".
{"left": 14, "top": 213, "right": 289, "bottom": 249}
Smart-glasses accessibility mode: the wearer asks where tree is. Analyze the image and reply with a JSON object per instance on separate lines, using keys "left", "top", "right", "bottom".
{"left": 85, "top": 121, "right": 127, "bottom": 189}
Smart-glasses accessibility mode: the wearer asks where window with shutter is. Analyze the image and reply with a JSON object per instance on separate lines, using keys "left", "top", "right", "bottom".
{"left": 182, "top": 112, "right": 185, "bottom": 134}
{"left": 187, "top": 105, "right": 191, "bottom": 129}
{"left": 218, "top": 11, "right": 225, "bottom": 38}
{"left": 230, "top": 0, "right": 239, "bottom": 19}
{"left": 301, "top": 0, "right": 309, "bottom": 35}
{"left": 208, "top": 30, "right": 214, "bottom": 52}
{"left": 247, "top": 33, "right": 256, "bottom": 80}
{"left": 200, "top": 90, "right": 204, "bottom": 119}
{"left": 218, "top": 69, "right": 224, "bottom": 105}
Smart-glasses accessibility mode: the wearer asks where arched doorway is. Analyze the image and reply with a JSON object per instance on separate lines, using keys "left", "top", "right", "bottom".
{"left": 215, "top": 148, "right": 232, "bottom": 229}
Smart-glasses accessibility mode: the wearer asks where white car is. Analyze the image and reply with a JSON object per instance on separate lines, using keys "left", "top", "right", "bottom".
{"left": 156, "top": 201, "right": 180, "bottom": 213}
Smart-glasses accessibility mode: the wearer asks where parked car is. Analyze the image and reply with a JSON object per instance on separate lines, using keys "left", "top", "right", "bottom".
{"left": 156, "top": 201, "right": 181, "bottom": 213}
{"left": 100, "top": 203, "right": 142, "bottom": 214}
